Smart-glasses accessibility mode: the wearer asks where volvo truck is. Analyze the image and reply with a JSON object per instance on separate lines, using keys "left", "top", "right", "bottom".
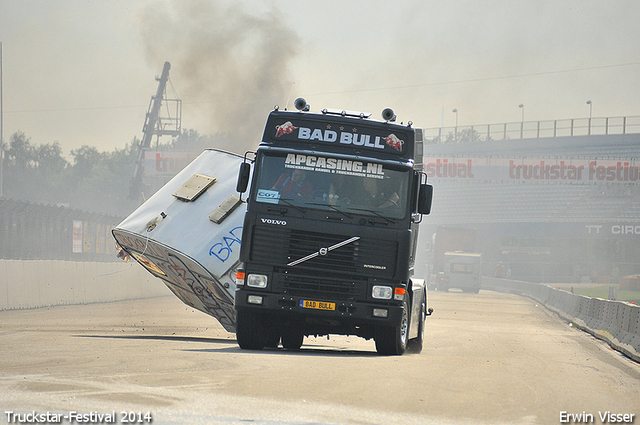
{"left": 235, "top": 99, "right": 433, "bottom": 355}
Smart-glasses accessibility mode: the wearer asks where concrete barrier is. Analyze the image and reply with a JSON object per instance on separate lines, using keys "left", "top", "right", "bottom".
{"left": 0, "top": 259, "right": 169, "bottom": 311}
{"left": 482, "top": 276, "right": 640, "bottom": 363}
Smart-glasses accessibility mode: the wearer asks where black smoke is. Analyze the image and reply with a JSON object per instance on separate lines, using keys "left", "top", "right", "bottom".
{"left": 140, "top": 0, "right": 301, "bottom": 154}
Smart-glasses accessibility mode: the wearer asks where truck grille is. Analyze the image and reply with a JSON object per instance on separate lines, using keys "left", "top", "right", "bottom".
{"left": 272, "top": 272, "right": 367, "bottom": 301}
{"left": 250, "top": 226, "right": 397, "bottom": 276}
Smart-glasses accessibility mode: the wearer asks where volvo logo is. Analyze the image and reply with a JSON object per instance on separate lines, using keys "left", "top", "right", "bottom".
{"left": 261, "top": 218, "right": 287, "bottom": 226}
{"left": 319, "top": 247, "right": 328, "bottom": 256}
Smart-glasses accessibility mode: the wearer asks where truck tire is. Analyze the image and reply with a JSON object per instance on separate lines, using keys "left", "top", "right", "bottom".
{"left": 406, "top": 296, "right": 425, "bottom": 354}
{"left": 265, "top": 329, "right": 281, "bottom": 348}
{"left": 236, "top": 309, "right": 267, "bottom": 350}
{"left": 375, "top": 299, "right": 409, "bottom": 355}
{"left": 281, "top": 328, "right": 304, "bottom": 350}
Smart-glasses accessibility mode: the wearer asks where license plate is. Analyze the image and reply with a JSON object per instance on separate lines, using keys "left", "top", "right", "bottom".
{"left": 300, "top": 300, "right": 335, "bottom": 311}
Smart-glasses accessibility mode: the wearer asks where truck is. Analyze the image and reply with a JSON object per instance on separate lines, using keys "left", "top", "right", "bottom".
{"left": 441, "top": 251, "right": 482, "bottom": 293}
{"left": 234, "top": 99, "right": 433, "bottom": 355}
{"left": 112, "top": 99, "right": 433, "bottom": 355}
{"left": 427, "top": 226, "right": 478, "bottom": 291}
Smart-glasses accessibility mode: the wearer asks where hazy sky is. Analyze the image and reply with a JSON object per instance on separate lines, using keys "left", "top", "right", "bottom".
{"left": 1, "top": 0, "right": 640, "bottom": 156}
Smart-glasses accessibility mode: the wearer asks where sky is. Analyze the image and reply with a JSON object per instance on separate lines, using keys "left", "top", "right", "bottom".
{"left": 1, "top": 0, "right": 640, "bottom": 157}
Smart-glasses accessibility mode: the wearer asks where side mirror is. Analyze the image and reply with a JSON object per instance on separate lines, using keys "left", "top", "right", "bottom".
{"left": 236, "top": 162, "right": 251, "bottom": 193}
{"left": 417, "top": 184, "right": 433, "bottom": 215}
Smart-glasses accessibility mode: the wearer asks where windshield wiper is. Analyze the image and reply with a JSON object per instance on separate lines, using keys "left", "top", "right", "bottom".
{"left": 346, "top": 207, "right": 398, "bottom": 224}
{"left": 306, "top": 202, "right": 354, "bottom": 220}
{"left": 277, "top": 197, "right": 307, "bottom": 214}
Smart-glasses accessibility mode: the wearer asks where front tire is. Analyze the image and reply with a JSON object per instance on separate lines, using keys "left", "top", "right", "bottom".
{"left": 265, "top": 328, "right": 281, "bottom": 348}
{"left": 236, "top": 309, "right": 267, "bottom": 350}
{"left": 375, "top": 299, "right": 409, "bottom": 355}
{"left": 281, "top": 328, "right": 304, "bottom": 350}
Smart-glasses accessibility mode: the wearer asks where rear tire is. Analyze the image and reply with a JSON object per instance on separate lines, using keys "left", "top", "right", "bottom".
{"left": 375, "top": 299, "right": 409, "bottom": 355}
{"left": 236, "top": 309, "right": 267, "bottom": 350}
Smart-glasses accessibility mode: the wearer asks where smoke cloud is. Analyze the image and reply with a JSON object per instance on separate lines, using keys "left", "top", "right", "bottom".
{"left": 140, "top": 0, "right": 301, "bottom": 153}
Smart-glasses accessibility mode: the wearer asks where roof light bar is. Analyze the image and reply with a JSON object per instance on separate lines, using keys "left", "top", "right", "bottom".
{"left": 321, "top": 108, "right": 372, "bottom": 119}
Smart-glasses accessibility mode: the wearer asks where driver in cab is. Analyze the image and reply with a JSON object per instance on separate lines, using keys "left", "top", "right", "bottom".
{"left": 362, "top": 178, "right": 400, "bottom": 209}
{"left": 271, "top": 168, "right": 313, "bottom": 200}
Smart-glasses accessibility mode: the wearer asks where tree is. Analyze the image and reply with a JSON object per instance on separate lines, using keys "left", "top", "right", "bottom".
{"left": 70, "top": 145, "right": 103, "bottom": 178}
{"left": 33, "top": 142, "right": 69, "bottom": 205}
{"left": 66, "top": 142, "right": 139, "bottom": 215}
{"left": 0, "top": 129, "right": 230, "bottom": 217}
{"left": 5, "top": 131, "right": 35, "bottom": 170}
{"left": 35, "top": 142, "right": 67, "bottom": 174}
{"left": 3, "top": 132, "right": 38, "bottom": 201}
{"left": 443, "top": 128, "right": 486, "bottom": 144}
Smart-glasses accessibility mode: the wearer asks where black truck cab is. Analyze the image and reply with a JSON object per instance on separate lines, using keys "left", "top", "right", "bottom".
{"left": 235, "top": 100, "right": 433, "bottom": 355}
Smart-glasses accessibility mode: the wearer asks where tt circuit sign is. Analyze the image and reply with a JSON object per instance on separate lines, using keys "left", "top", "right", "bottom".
{"left": 424, "top": 157, "right": 640, "bottom": 184}
{"left": 585, "top": 223, "right": 640, "bottom": 237}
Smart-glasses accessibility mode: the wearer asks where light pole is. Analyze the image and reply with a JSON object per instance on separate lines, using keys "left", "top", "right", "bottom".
{"left": 519, "top": 104, "right": 524, "bottom": 138}
{"left": 586, "top": 100, "right": 592, "bottom": 135}
{"left": 452, "top": 108, "right": 458, "bottom": 142}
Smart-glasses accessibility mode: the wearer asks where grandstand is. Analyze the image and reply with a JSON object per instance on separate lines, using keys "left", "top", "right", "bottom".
{"left": 420, "top": 130, "right": 640, "bottom": 284}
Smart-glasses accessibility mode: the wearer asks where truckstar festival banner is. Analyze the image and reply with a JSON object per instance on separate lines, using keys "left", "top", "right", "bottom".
{"left": 424, "top": 157, "right": 640, "bottom": 184}
{"left": 143, "top": 150, "right": 195, "bottom": 177}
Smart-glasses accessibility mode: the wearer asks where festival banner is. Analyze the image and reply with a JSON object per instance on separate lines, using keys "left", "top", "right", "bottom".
{"left": 424, "top": 157, "right": 640, "bottom": 184}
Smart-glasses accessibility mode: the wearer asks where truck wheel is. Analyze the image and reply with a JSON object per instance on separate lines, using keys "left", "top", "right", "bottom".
{"left": 265, "top": 329, "right": 281, "bottom": 348}
{"left": 281, "top": 328, "right": 304, "bottom": 350}
{"left": 375, "top": 299, "right": 409, "bottom": 355}
{"left": 236, "top": 309, "right": 267, "bottom": 350}
{"left": 406, "top": 298, "right": 425, "bottom": 354}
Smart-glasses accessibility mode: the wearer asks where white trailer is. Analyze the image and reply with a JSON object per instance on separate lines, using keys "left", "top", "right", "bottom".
{"left": 112, "top": 149, "right": 247, "bottom": 332}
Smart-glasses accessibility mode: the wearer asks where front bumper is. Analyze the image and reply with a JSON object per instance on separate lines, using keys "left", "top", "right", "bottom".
{"left": 235, "top": 288, "right": 404, "bottom": 327}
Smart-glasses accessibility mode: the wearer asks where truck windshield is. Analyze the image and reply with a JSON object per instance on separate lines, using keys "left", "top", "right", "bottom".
{"left": 252, "top": 152, "right": 410, "bottom": 219}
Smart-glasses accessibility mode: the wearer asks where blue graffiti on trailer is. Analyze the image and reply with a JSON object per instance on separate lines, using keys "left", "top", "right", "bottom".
{"left": 209, "top": 226, "right": 243, "bottom": 262}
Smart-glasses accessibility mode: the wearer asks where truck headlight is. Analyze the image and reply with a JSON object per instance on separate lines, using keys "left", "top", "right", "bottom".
{"left": 372, "top": 285, "right": 392, "bottom": 300}
{"left": 247, "top": 274, "right": 268, "bottom": 288}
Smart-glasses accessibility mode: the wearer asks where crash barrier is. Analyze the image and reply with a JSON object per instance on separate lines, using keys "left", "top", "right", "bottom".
{"left": 0, "top": 199, "right": 123, "bottom": 262}
{"left": 482, "top": 277, "right": 640, "bottom": 363}
{"left": 0, "top": 259, "right": 169, "bottom": 311}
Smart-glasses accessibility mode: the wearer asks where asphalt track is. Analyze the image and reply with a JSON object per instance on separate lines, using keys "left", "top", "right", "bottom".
{"left": 1, "top": 290, "right": 639, "bottom": 425}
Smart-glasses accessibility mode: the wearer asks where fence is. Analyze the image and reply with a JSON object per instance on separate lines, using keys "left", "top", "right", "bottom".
{"left": 424, "top": 115, "right": 640, "bottom": 144}
{"left": 0, "top": 198, "right": 124, "bottom": 262}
